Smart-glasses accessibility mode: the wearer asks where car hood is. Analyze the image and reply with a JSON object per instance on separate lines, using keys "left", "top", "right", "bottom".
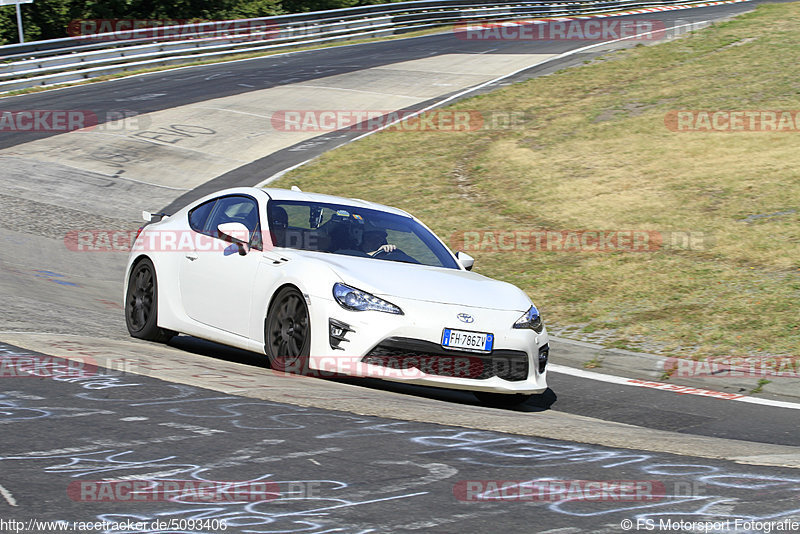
{"left": 289, "top": 251, "right": 531, "bottom": 311}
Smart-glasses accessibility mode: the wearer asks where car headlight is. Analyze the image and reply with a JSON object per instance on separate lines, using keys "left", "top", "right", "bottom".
{"left": 333, "top": 283, "right": 403, "bottom": 315}
{"left": 513, "top": 304, "right": 544, "bottom": 333}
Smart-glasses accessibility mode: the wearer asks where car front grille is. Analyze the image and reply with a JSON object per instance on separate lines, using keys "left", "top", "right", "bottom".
{"left": 363, "top": 337, "right": 530, "bottom": 382}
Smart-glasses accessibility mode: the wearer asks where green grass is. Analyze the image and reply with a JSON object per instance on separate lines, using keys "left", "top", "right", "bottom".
{"left": 750, "top": 378, "right": 772, "bottom": 394}
{"left": 272, "top": 2, "right": 800, "bottom": 361}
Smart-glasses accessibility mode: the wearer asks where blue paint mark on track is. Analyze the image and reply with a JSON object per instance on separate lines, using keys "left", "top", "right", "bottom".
{"left": 34, "top": 270, "right": 81, "bottom": 287}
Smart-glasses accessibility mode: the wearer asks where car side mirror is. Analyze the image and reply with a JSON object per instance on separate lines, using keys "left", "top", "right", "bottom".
{"left": 456, "top": 251, "right": 474, "bottom": 271}
{"left": 217, "top": 222, "right": 250, "bottom": 256}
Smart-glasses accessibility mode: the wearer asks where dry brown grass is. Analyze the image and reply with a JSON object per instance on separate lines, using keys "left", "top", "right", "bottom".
{"left": 274, "top": 2, "right": 800, "bottom": 358}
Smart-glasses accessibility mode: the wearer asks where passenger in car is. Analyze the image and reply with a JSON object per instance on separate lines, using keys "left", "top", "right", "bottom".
{"left": 327, "top": 223, "right": 360, "bottom": 252}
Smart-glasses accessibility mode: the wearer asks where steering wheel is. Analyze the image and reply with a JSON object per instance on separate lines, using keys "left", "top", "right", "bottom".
{"left": 372, "top": 247, "right": 402, "bottom": 258}
{"left": 373, "top": 248, "right": 421, "bottom": 265}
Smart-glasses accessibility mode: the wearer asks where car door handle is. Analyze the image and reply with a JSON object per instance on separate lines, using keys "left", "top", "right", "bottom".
{"left": 185, "top": 252, "right": 198, "bottom": 261}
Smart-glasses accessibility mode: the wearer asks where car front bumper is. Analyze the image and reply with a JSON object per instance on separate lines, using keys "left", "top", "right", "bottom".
{"left": 306, "top": 294, "right": 549, "bottom": 394}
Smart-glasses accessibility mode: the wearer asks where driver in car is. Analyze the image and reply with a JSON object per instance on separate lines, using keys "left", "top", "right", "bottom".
{"left": 360, "top": 228, "right": 396, "bottom": 256}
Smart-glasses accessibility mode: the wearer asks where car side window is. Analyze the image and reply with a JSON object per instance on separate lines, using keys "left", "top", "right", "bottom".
{"left": 204, "top": 195, "right": 262, "bottom": 251}
{"left": 188, "top": 199, "right": 216, "bottom": 233}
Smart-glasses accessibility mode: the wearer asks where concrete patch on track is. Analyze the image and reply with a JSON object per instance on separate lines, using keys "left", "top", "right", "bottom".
{"left": 2, "top": 332, "right": 799, "bottom": 468}
{"left": 370, "top": 53, "right": 557, "bottom": 77}
{"left": 306, "top": 53, "right": 556, "bottom": 96}
{"left": 0, "top": 157, "right": 180, "bottom": 219}
{"left": 0, "top": 53, "right": 554, "bottom": 191}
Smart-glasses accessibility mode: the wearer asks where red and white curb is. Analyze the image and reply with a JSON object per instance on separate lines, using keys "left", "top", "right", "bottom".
{"left": 468, "top": 0, "right": 753, "bottom": 26}
{"left": 580, "top": 0, "right": 753, "bottom": 17}
{"left": 549, "top": 363, "right": 800, "bottom": 410}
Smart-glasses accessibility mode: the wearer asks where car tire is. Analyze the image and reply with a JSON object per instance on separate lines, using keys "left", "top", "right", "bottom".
{"left": 473, "top": 392, "right": 531, "bottom": 408}
{"left": 125, "top": 258, "right": 175, "bottom": 343}
{"left": 265, "top": 286, "right": 310, "bottom": 375}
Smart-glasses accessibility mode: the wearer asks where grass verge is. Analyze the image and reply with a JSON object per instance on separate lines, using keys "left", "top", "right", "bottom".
{"left": 273, "top": 2, "right": 800, "bottom": 360}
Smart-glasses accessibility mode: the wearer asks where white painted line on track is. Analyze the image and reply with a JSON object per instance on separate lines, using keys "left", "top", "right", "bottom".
{"left": 87, "top": 171, "right": 190, "bottom": 191}
{"left": 548, "top": 363, "right": 800, "bottom": 410}
{"left": 0, "top": 331, "right": 63, "bottom": 335}
{"left": 291, "top": 85, "right": 422, "bottom": 99}
{"left": 260, "top": 159, "right": 316, "bottom": 186}
{"left": 0, "top": 484, "right": 18, "bottom": 507}
{"left": 191, "top": 106, "right": 273, "bottom": 119}
{"left": 257, "top": 17, "right": 723, "bottom": 188}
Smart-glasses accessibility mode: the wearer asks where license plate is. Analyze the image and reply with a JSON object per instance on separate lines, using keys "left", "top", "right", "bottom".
{"left": 442, "top": 328, "right": 494, "bottom": 353}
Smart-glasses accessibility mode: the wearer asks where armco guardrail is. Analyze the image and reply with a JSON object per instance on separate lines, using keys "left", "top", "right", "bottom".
{"left": 0, "top": 0, "right": 717, "bottom": 93}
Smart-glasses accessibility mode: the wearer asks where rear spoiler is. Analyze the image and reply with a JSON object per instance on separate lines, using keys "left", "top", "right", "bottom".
{"left": 142, "top": 211, "right": 170, "bottom": 223}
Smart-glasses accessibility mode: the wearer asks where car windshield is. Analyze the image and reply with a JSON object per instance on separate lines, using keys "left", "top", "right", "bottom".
{"left": 267, "top": 200, "right": 459, "bottom": 269}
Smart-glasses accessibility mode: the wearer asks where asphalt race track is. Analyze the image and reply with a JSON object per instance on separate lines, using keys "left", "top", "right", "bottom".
{"left": 1, "top": 2, "right": 799, "bottom": 532}
{"left": 1, "top": 342, "right": 799, "bottom": 533}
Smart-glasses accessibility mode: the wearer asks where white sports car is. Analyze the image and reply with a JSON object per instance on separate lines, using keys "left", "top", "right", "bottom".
{"left": 124, "top": 186, "right": 549, "bottom": 406}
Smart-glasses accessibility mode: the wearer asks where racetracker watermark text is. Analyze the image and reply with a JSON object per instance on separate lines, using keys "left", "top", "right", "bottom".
{"left": 270, "top": 110, "right": 524, "bottom": 132}
{"left": 67, "top": 480, "right": 280, "bottom": 502}
{"left": 270, "top": 353, "right": 514, "bottom": 380}
{"left": 0, "top": 111, "right": 96, "bottom": 132}
{"left": 663, "top": 356, "right": 800, "bottom": 378}
{"left": 453, "top": 19, "right": 665, "bottom": 40}
{"left": 0, "top": 354, "right": 98, "bottom": 378}
{"left": 450, "top": 230, "right": 709, "bottom": 252}
{"left": 67, "top": 18, "right": 279, "bottom": 41}
{"left": 64, "top": 229, "right": 255, "bottom": 253}
{"left": 665, "top": 110, "right": 800, "bottom": 131}
{"left": 0, "top": 110, "right": 147, "bottom": 133}
{"left": 454, "top": 480, "right": 665, "bottom": 501}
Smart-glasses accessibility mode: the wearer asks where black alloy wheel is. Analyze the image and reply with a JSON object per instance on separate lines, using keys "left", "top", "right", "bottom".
{"left": 125, "top": 258, "right": 174, "bottom": 343}
{"left": 265, "top": 286, "right": 310, "bottom": 374}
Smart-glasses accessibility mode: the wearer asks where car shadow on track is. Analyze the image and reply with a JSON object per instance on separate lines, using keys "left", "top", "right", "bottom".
{"left": 328, "top": 376, "right": 558, "bottom": 412}
{"left": 166, "top": 335, "right": 557, "bottom": 412}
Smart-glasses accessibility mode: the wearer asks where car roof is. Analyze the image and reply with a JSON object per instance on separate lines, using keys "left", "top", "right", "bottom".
{"left": 262, "top": 187, "right": 411, "bottom": 217}
{"left": 182, "top": 187, "right": 412, "bottom": 219}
